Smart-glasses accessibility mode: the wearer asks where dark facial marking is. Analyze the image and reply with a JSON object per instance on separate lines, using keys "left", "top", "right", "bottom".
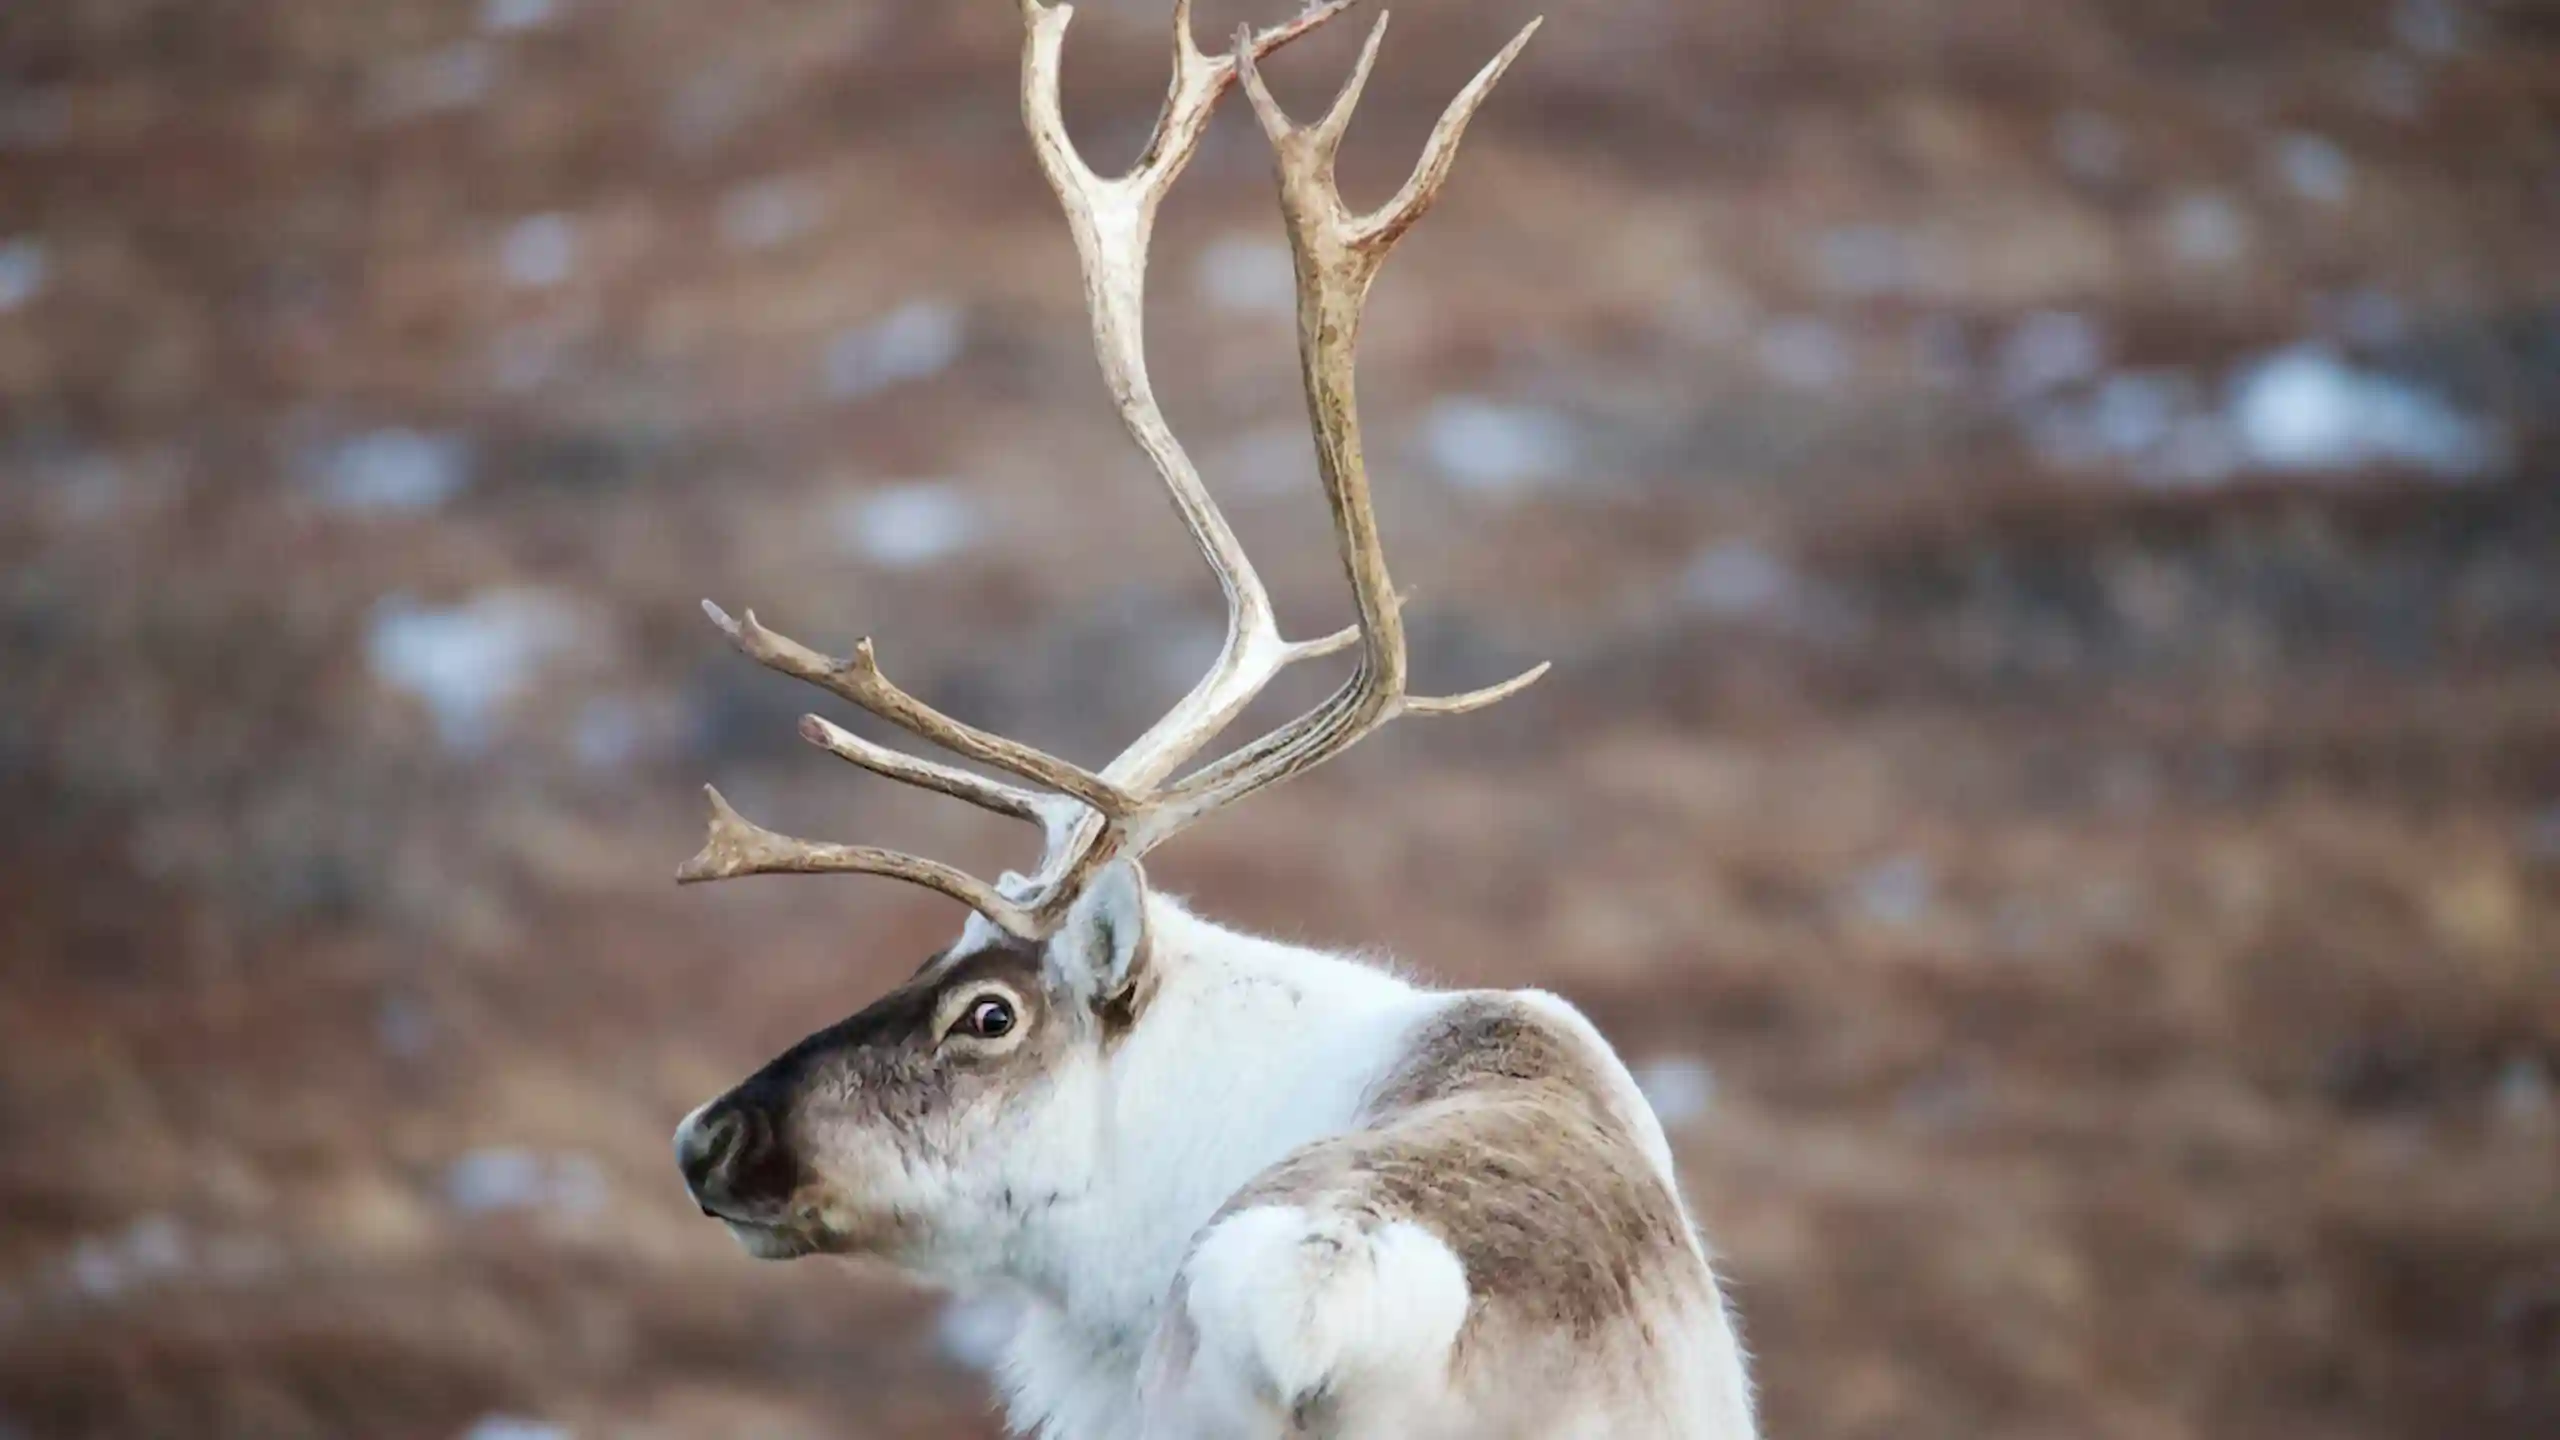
{"left": 705, "top": 935, "right": 1050, "bottom": 1214}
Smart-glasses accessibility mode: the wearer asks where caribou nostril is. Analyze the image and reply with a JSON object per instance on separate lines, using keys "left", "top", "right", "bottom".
{"left": 679, "top": 1096, "right": 797, "bottom": 1219}
{"left": 677, "top": 1103, "right": 756, "bottom": 1199}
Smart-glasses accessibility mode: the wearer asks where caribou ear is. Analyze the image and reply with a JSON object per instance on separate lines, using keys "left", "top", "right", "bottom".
{"left": 1050, "top": 861, "right": 1150, "bottom": 1005}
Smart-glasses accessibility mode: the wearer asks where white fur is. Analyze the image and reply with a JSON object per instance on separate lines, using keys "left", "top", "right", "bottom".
{"left": 908, "top": 895, "right": 1760, "bottom": 1439}
{"left": 974, "top": 903, "right": 1431, "bottom": 1434}
{"left": 1150, "top": 1205, "right": 1471, "bottom": 1437}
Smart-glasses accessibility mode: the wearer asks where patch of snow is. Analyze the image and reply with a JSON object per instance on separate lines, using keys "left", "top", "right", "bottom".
{"left": 1756, "top": 317, "right": 1850, "bottom": 392}
{"left": 1421, "top": 396, "right": 1578, "bottom": 497}
{"left": 2495, "top": 1055, "right": 2553, "bottom": 1130}
{"left": 2086, "top": 372, "right": 2190, "bottom": 458}
{"left": 500, "top": 213, "right": 577, "bottom": 289}
{"left": 367, "top": 589, "right": 586, "bottom": 754}
{"left": 824, "top": 299, "right": 966, "bottom": 400}
{"left": 39, "top": 451, "right": 128, "bottom": 524}
{"left": 444, "top": 1149, "right": 544, "bottom": 1213}
{"left": 378, "top": 993, "right": 435, "bottom": 1059}
{"left": 831, "top": 481, "right": 982, "bottom": 569}
{"left": 717, "top": 177, "right": 819, "bottom": 252}
{"left": 2027, "top": 371, "right": 2200, "bottom": 473}
{"left": 2393, "top": 0, "right": 2462, "bottom": 55}
{"left": 2031, "top": 346, "right": 2506, "bottom": 489}
{"left": 1810, "top": 226, "right": 1926, "bottom": 299}
{"left": 0, "top": 237, "right": 46, "bottom": 311}
{"left": 124, "top": 1216, "right": 186, "bottom": 1275}
{"left": 367, "top": 43, "right": 498, "bottom": 121}
{"left": 937, "top": 1293, "right": 1023, "bottom": 1372}
{"left": 1679, "top": 541, "right": 1800, "bottom": 621}
{"left": 2142, "top": 416, "right": 2246, "bottom": 489}
{"left": 2274, "top": 133, "right": 2354, "bottom": 206}
{"left": 459, "top": 1417, "right": 571, "bottom": 1440}
{"left": 2051, "top": 110, "right": 2128, "bottom": 183}
{"left": 2229, "top": 344, "right": 2505, "bottom": 479}
{"left": 60, "top": 1216, "right": 191, "bottom": 1300}
{"left": 2161, "top": 192, "right": 2250, "bottom": 269}
{"left": 1849, "top": 854, "right": 1934, "bottom": 929}
{"left": 309, "top": 428, "right": 474, "bottom": 515}
{"left": 1996, "top": 311, "right": 2106, "bottom": 404}
{"left": 444, "top": 1148, "right": 607, "bottom": 1217}
{"left": 66, "top": 1239, "right": 126, "bottom": 1298}
{"left": 1633, "top": 1056, "right": 1718, "bottom": 1128}
{"left": 481, "top": 0, "right": 561, "bottom": 34}
{"left": 1194, "top": 235, "right": 1295, "bottom": 315}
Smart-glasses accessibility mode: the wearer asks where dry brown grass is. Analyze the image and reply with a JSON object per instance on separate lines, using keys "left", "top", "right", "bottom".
{"left": 3, "top": 0, "right": 2555, "bottom": 1436}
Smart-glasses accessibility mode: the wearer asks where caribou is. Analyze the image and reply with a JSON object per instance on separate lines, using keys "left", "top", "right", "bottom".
{"left": 671, "top": 3, "right": 1757, "bottom": 1435}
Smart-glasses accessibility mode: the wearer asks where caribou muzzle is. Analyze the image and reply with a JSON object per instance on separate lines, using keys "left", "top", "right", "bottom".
{"left": 675, "top": 1088, "right": 796, "bottom": 1223}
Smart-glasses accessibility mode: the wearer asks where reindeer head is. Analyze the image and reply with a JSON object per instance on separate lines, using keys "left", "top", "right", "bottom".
{"left": 676, "top": 866, "right": 1151, "bottom": 1266}
{"left": 672, "top": 0, "right": 1542, "bottom": 1267}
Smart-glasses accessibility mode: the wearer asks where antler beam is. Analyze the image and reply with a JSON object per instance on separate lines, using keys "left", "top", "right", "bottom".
{"left": 1135, "top": 14, "right": 1550, "bottom": 843}
{"left": 699, "top": 600, "right": 1132, "bottom": 816}
{"left": 682, "top": 2, "right": 1548, "bottom": 935}
{"left": 1018, "top": 0, "right": 1371, "bottom": 796}
{"left": 678, "top": 786, "right": 1041, "bottom": 938}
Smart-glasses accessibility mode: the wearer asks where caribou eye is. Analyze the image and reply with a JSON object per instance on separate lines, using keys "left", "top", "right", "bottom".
{"left": 960, "top": 995, "right": 1016, "bottom": 1040}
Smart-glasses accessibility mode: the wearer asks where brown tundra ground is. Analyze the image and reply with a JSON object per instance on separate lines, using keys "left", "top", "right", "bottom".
{"left": 2, "top": 1, "right": 2555, "bottom": 1437}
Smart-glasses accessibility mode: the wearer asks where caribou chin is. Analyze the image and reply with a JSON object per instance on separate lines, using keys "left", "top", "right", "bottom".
{"left": 664, "top": 3, "right": 1758, "bottom": 1436}
{"left": 716, "top": 1219, "right": 818, "bottom": 1262}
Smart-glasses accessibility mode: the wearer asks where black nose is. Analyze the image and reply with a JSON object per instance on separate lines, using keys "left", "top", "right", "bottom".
{"left": 675, "top": 1098, "right": 775, "bottom": 1212}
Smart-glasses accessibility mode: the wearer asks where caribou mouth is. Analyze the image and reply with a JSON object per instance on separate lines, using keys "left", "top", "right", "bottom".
{"left": 716, "top": 1216, "right": 820, "bottom": 1261}
{"left": 689, "top": 1195, "right": 819, "bottom": 1260}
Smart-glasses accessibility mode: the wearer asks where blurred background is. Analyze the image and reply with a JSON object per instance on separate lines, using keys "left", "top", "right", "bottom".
{"left": 3, "top": 0, "right": 2556, "bottom": 1436}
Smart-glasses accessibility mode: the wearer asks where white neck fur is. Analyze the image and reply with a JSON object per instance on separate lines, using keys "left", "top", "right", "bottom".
{"left": 971, "top": 899, "right": 1435, "bottom": 1432}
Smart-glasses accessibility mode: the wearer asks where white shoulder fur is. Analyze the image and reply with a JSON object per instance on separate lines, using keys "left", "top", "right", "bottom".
{"left": 1148, "top": 1203, "right": 1471, "bottom": 1437}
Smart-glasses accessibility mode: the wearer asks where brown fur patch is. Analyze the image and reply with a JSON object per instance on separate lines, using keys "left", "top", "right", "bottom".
{"left": 1224, "top": 997, "right": 1704, "bottom": 1347}
{"left": 1367, "top": 996, "right": 1604, "bottom": 1114}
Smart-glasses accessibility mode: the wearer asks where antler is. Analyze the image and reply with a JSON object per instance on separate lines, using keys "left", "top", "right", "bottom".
{"left": 1142, "top": 13, "right": 1550, "bottom": 840}
{"left": 682, "top": 1, "right": 1546, "bottom": 937}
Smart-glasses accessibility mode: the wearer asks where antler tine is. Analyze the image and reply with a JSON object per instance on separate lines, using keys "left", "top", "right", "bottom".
{"left": 796, "top": 715, "right": 1059, "bottom": 828}
{"left": 1167, "top": 0, "right": 1367, "bottom": 77}
{"left": 679, "top": 786, "right": 1041, "bottom": 939}
{"left": 1361, "top": 18, "right": 1541, "bottom": 248}
{"left": 1121, "top": 16, "right": 1546, "bottom": 849}
{"left": 680, "top": 600, "right": 1113, "bottom": 924}
{"left": 1014, "top": 0, "right": 1377, "bottom": 809}
{"left": 701, "top": 600, "right": 1132, "bottom": 817}
{"left": 678, "top": 7, "right": 1544, "bottom": 936}
{"left": 1309, "top": 10, "right": 1391, "bottom": 158}
{"left": 1405, "top": 660, "right": 1553, "bottom": 715}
